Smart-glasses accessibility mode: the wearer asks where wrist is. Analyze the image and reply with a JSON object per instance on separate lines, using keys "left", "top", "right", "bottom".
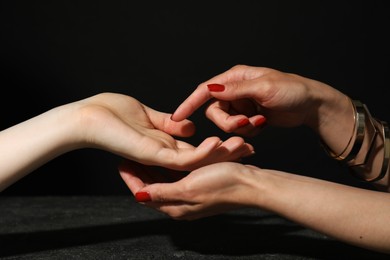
{"left": 305, "top": 82, "right": 354, "bottom": 156}
{"left": 45, "top": 103, "right": 87, "bottom": 153}
{"left": 242, "top": 167, "right": 295, "bottom": 214}
{"left": 238, "top": 166, "right": 278, "bottom": 210}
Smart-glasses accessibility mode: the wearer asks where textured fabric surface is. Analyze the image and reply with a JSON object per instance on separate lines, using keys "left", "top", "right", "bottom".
{"left": 0, "top": 196, "right": 387, "bottom": 259}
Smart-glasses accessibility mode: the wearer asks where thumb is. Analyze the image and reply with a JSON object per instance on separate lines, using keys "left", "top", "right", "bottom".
{"left": 135, "top": 182, "right": 182, "bottom": 203}
{"left": 145, "top": 106, "right": 196, "bottom": 137}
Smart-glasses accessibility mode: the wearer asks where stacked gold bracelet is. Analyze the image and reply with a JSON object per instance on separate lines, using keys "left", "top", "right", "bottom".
{"left": 322, "top": 98, "right": 390, "bottom": 182}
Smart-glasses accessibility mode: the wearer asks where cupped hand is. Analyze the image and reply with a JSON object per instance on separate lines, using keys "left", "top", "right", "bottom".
{"left": 171, "top": 65, "right": 343, "bottom": 137}
{"left": 74, "top": 93, "right": 254, "bottom": 171}
{"left": 119, "top": 160, "right": 264, "bottom": 220}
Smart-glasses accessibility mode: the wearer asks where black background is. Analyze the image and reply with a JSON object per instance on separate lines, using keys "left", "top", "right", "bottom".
{"left": 0, "top": 0, "right": 388, "bottom": 195}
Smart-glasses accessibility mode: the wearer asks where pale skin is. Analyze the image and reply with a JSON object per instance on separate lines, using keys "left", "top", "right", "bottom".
{"left": 119, "top": 65, "right": 390, "bottom": 254}
{"left": 0, "top": 92, "right": 254, "bottom": 192}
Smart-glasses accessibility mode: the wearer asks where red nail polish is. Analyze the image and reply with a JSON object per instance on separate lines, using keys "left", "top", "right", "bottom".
{"left": 254, "top": 117, "right": 266, "bottom": 127}
{"left": 135, "top": 191, "right": 151, "bottom": 202}
{"left": 207, "top": 84, "right": 225, "bottom": 92}
{"left": 237, "top": 118, "right": 250, "bottom": 127}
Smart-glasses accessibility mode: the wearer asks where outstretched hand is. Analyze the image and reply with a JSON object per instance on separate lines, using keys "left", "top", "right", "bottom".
{"left": 75, "top": 93, "right": 254, "bottom": 171}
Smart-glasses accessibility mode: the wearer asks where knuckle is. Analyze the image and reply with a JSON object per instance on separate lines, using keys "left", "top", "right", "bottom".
{"left": 230, "top": 64, "right": 247, "bottom": 71}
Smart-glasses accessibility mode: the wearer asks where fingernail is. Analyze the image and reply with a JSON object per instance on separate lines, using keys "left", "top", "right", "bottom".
{"left": 254, "top": 117, "right": 267, "bottom": 127}
{"left": 207, "top": 84, "right": 225, "bottom": 92}
{"left": 237, "top": 118, "right": 250, "bottom": 127}
{"left": 135, "top": 191, "right": 151, "bottom": 202}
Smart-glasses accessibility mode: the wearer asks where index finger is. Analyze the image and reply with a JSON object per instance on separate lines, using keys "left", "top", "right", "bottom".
{"left": 171, "top": 68, "right": 238, "bottom": 122}
{"left": 170, "top": 84, "right": 212, "bottom": 122}
{"left": 171, "top": 65, "right": 268, "bottom": 121}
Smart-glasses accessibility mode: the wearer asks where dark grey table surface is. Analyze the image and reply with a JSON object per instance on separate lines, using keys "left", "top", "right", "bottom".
{"left": 0, "top": 196, "right": 388, "bottom": 259}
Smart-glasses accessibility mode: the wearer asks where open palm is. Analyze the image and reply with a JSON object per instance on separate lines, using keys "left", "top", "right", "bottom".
{"left": 75, "top": 93, "right": 254, "bottom": 171}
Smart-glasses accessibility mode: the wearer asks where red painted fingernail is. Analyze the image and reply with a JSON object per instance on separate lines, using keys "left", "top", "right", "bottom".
{"left": 254, "top": 117, "right": 267, "bottom": 127}
{"left": 135, "top": 191, "right": 151, "bottom": 202}
{"left": 237, "top": 118, "right": 250, "bottom": 127}
{"left": 207, "top": 84, "right": 225, "bottom": 92}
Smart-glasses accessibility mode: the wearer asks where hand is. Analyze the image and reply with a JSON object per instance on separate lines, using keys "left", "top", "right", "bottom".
{"left": 70, "top": 93, "right": 254, "bottom": 170}
{"left": 0, "top": 92, "right": 254, "bottom": 191}
{"left": 119, "top": 160, "right": 263, "bottom": 220}
{"left": 171, "top": 65, "right": 349, "bottom": 137}
{"left": 120, "top": 160, "right": 390, "bottom": 254}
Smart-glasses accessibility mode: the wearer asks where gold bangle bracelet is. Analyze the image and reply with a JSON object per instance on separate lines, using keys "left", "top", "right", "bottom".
{"left": 321, "top": 98, "right": 356, "bottom": 159}
{"left": 336, "top": 100, "right": 366, "bottom": 161}
{"left": 350, "top": 120, "right": 389, "bottom": 182}
{"left": 375, "top": 120, "right": 390, "bottom": 182}
{"left": 322, "top": 99, "right": 365, "bottom": 162}
{"left": 347, "top": 104, "right": 378, "bottom": 167}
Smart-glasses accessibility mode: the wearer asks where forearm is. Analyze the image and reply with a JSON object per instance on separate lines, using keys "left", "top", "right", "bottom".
{"left": 0, "top": 105, "right": 81, "bottom": 191}
{"left": 251, "top": 170, "right": 390, "bottom": 253}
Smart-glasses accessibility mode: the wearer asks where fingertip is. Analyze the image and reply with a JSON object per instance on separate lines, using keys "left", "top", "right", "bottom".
{"left": 170, "top": 107, "right": 191, "bottom": 122}
{"left": 172, "top": 85, "right": 213, "bottom": 122}
{"left": 237, "top": 118, "right": 250, "bottom": 128}
{"left": 165, "top": 116, "right": 196, "bottom": 137}
{"left": 253, "top": 116, "right": 267, "bottom": 127}
{"left": 170, "top": 112, "right": 181, "bottom": 122}
{"left": 135, "top": 191, "right": 152, "bottom": 202}
{"left": 207, "top": 83, "right": 225, "bottom": 92}
{"left": 170, "top": 103, "right": 188, "bottom": 122}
